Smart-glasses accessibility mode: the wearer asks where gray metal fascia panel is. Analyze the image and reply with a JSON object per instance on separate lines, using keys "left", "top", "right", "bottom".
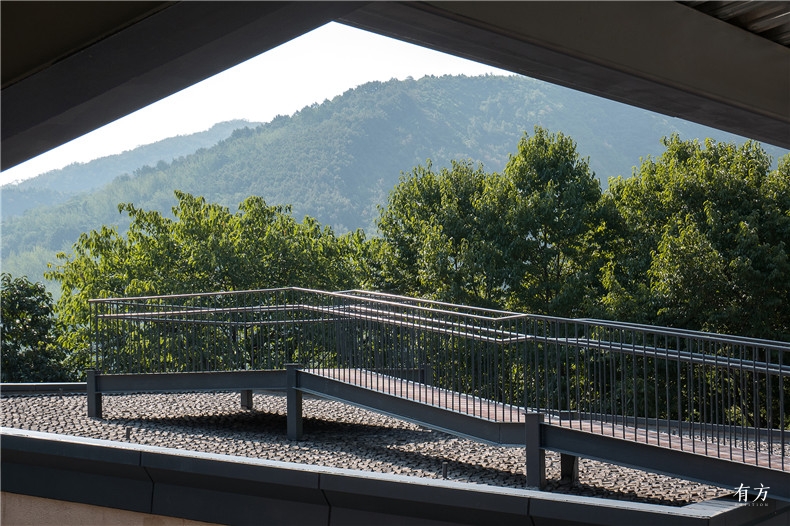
{"left": 142, "top": 451, "right": 329, "bottom": 526}
{"left": 96, "top": 370, "right": 287, "bottom": 393}
{"left": 141, "top": 449, "right": 323, "bottom": 496}
{"left": 150, "top": 483, "right": 329, "bottom": 526}
{"left": 527, "top": 491, "right": 773, "bottom": 526}
{"left": 1, "top": 428, "right": 145, "bottom": 469}
{"left": 3, "top": 428, "right": 783, "bottom": 526}
{"left": 529, "top": 495, "right": 707, "bottom": 526}
{"left": 685, "top": 497, "right": 790, "bottom": 526}
{"left": 320, "top": 472, "right": 529, "bottom": 526}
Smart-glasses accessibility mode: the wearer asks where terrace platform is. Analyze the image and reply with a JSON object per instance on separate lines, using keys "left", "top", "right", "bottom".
{"left": 84, "top": 287, "right": 790, "bottom": 502}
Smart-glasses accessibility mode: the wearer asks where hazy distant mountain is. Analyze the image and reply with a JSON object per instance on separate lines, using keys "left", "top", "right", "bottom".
{"left": 1, "top": 120, "right": 260, "bottom": 219}
{"left": 2, "top": 75, "right": 787, "bottom": 292}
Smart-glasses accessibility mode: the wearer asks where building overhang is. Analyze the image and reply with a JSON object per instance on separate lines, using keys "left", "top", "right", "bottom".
{"left": 2, "top": 1, "right": 788, "bottom": 171}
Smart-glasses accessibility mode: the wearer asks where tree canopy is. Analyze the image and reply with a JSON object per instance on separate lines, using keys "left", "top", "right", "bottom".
{"left": 374, "top": 130, "right": 789, "bottom": 339}
{"left": 375, "top": 127, "right": 608, "bottom": 317}
{"left": 603, "top": 136, "right": 790, "bottom": 339}
{"left": 45, "top": 191, "right": 366, "bottom": 376}
{"left": 1, "top": 273, "right": 67, "bottom": 382}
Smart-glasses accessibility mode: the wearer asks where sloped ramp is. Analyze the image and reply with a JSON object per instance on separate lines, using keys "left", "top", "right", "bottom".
{"left": 296, "top": 369, "right": 527, "bottom": 446}
{"left": 288, "top": 367, "right": 790, "bottom": 501}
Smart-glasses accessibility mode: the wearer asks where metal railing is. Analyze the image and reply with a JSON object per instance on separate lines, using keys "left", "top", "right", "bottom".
{"left": 90, "top": 287, "right": 789, "bottom": 471}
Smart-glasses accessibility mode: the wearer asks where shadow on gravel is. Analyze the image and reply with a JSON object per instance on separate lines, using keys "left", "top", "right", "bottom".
{"left": 364, "top": 445, "right": 526, "bottom": 487}
{"left": 102, "top": 410, "right": 693, "bottom": 502}
{"left": 543, "top": 480, "right": 690, "bottom": 507}
{"left": 103, "top": 409, "right": 439, "bottom": 445}
{"left": 103, "top": 409, "right": 526, "bottom": 485}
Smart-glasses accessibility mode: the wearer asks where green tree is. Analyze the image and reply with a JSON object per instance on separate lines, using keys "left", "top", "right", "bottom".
{"left": 605, "top": 136, "right": 790, "bottom": 339}
{"left": 499, "top": 127, "right": 607, "bottom": 315}
{"left": 375, "top": 127, "right": 608, "bottom": 316}
{"left": 1, "top": 273, "right": 69, "bottom": 381}
{"left": 375, "top": 160, "right": 504, "bottom": 306}
{"left": 46, "top": 191, "right": 366, "bottom": 376}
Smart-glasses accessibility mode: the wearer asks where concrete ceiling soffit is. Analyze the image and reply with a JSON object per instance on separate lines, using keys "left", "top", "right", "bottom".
{"left": 2, "top": 1, "right": 173, "bottom": 90}
{"left": 1, "top": 1, "right": 362, "bottom": 171}
{"left": 340, "top": 1, "right": 790, "bottom": 149}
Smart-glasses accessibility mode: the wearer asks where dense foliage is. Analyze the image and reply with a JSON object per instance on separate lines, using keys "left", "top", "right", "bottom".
{"left": 603, "top": 136, "right": 790, "bottom": 340}
{"left": 1, "top": 273, "right": 68, "bottom": 382}
{"left": 375, "top": 129, "right": 789, "bottom": 338}
{"left": 45, "top": 191, "right": 365, "bottom": 377}
{"left": 375, "top": 127, "right": 608, "bottom": 316}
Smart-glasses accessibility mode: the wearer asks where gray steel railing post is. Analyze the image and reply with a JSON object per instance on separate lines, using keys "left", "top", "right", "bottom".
{"left": 240, "top": 390, "right": 253, "bottom": 410}
{"left": 287, "top": 363, "right": 303, "bottom": 440}
{"left": 86, "top": 369, "right": 102, "bottom": 419}
{"left": 525, "top": 412, "right": 545, "bottom": 488}
{"left": 560, "top": 453, "right": 578, "bottom": 484}
{"left": 420, "top": 363, "right": 433, "bottom": 386}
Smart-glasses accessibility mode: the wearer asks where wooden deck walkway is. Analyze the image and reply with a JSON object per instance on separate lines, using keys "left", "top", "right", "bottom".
{"left": 554, "top": 418, "right": 787, "bottom": 471}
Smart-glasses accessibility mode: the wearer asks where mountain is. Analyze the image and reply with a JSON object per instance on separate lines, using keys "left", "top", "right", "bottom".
{"left": 2, "top": 74, "right": 787, "bottom": 293}
{"left": 1, "top": 120, "right": 259, "bottom": 218}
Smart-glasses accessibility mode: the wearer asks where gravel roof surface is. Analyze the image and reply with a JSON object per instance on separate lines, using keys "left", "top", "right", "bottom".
{"left": 1, "top": 391, "right": 732, "bottom": 506}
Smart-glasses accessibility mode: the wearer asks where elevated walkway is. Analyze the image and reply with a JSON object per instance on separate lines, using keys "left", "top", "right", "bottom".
{"left": 85, "top": 366, "right": 790, "bottom": 502}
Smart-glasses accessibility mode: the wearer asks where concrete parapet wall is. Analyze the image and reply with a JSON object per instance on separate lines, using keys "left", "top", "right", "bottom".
{"left": 3, "top": 428, "right": 785, "bottom": 526}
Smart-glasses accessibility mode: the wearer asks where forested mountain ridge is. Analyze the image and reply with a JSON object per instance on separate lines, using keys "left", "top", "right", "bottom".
{"left": 2, "top": 74, "right": 787, "bottom": 292}
{"left": 1, "top": 120, "right": 258, "bottom": 218}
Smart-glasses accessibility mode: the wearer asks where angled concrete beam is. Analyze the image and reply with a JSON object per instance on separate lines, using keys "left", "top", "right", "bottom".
{"left": 341, "top": 1, "right": 790, "bottom": 148}
{"left": 1, "top": 2, "right": 363, "bottom": 170}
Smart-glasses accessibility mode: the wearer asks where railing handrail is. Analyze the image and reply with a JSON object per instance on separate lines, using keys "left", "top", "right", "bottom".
{"left": 91, "top": 287, "right": 790, "bottom": 350}
{"left": 94, "top": 303, "right": 790, "bottom": 374}
{"left": 87, "top": 286, "right": 295, "bottom": 303}
{"left": 576, "top": 318, "right": 790, "bottom": 350}
{"left": 337, "top": 289, "right": 520, "bottom": 317}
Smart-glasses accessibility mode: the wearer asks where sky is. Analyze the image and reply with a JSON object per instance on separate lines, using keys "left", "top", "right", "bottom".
{"left": 0, "top": 22, "right": 510, "bottom": 185}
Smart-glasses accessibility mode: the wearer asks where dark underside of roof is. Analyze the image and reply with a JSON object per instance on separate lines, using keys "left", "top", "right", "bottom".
{"left": 1, "top": 1, "right": 788, "bottom": 171}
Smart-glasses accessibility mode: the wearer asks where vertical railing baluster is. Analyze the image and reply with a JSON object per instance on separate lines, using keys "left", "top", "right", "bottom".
{"left": 781, "top": 346, "right": 786, "bottom": 471}
{"left": 752, "top": 343, "right": 759, "bottom": 464}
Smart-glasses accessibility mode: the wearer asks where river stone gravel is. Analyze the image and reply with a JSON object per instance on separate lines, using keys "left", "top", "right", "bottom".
{"left": 0, "top": 391, "right": 733, "bottom": 506}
